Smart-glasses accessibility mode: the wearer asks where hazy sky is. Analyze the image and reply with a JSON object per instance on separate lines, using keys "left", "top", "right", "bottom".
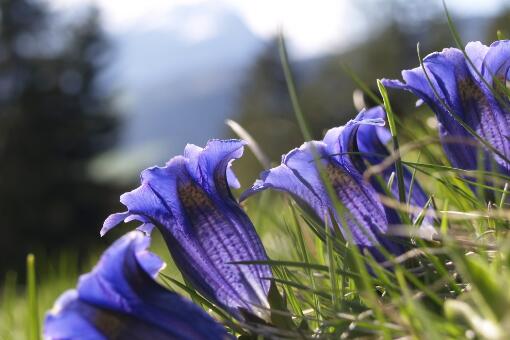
{"left": 49, "top": 0, "right": 507, "bottom": 57}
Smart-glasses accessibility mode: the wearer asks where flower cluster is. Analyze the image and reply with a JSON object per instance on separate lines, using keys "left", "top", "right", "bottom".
{"left": 44, "top": 40, "right": 510, "bottom": 339}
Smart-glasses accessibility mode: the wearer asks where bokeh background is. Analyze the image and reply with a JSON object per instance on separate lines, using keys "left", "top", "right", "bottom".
{"left": 0, "top": 0, "right": 508, "bottom": 274}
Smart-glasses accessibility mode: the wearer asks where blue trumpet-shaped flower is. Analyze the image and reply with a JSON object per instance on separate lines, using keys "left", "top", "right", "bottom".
{"left": 102, "top": 140, "right": 272, "bottom": 319}
{"left": 44, "top": 231, "right": 230, "bottom": 340}
{"left": 242, "top": 114, "right": 404, "bottom": 259}
{"left": 348, "top": 106, "right": 435, "bottom": 237}
{"left": 242, "top": 108, "right": 435, "bottom": 259}
{"left": 382, "top": 40, "right": 510, "bottom": 173}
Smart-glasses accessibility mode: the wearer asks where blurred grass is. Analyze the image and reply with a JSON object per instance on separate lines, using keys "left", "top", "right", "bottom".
{"left": 1, "top": 249, "right": 98, "bottom": 340}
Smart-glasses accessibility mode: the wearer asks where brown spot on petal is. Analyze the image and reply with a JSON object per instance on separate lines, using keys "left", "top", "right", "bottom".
{"left": 459, "top": 78, "right": 485, "bottom": 103}
{"left": 177, "top": 181, "right": 215, "bottom": 211}
{"left": 91, "top": 309, "right": 125, "bottom": 337}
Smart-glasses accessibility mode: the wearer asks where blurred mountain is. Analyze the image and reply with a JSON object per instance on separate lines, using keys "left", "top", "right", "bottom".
{"left": 93, "top": 4, "right": 264, "bottom": 182}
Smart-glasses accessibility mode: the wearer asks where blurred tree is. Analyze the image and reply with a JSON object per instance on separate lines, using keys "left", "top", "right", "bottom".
{"left": 0, "top": 0, "right": 119, "bottom": 272}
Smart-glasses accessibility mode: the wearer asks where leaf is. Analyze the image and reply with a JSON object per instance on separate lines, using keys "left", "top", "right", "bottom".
{"left": 267, "top": 280, "right": 296, "bottom": 331}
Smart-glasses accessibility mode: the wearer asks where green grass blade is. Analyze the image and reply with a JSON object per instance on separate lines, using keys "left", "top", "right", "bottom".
{"left": 326, "top": 226, "right": 339, "bottom": 310}
{"left": 280, "top": 267, "right": 303, "bottom": 317}
{"left": 270, "top": 278, "right": 331, "bottom": 300}
{"left": 289, "top": 203, "right": 322, "bottom": 324}
{"left": 406, "top": 151, "right": 421, "bottom": 207}
{"left": 26, "top": 254, "right": 40, "bottom": 340}
{"left": 340, "top": 63, "right": 383, "bottom": 106}
{"left": 2, "top": 271, "right": 17, "bottom": 340}
{"left": 499, "top": 182, "right": 508, "bottom": 209}
{"left": 278, "top": 32, "right": 312, "bottom": 142}
{"left": 377, "top": 80, "right": 406, "bottom": 204}
{"left": 226, "top": 119, "right": 271, "bottom": 168}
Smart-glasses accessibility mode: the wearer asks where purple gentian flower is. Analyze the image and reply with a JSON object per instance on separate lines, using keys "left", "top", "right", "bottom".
{"left": 382, "top": 40, "right": 510, "bottom": 173}
{"left": 102, "top": 140, "right": 272, "bottom": 320}
{"left": 242, "top": 108, "right": 436, "bottom": 259}
{"left": 241, "top": 114, "right": 406, "bottom": 260}
{"left": 44, "top": 231, "right": 230, "bottom": 340}
{"left": 348, "top": 106, "right": 435, "bottom": 238}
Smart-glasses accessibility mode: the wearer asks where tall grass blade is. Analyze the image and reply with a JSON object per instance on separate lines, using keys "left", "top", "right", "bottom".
{"left": 226, "top": 119, "right": 271, "bottom": 168}
{"left": 325, "top": 225, "right": 339, "bottom": 310}
{"left": 26, "top": 254, "right": 40, "bottom": 340}
{"left": 278, "top": 32, "right": 312, "bottom": 142}
{"left": 289, "top": 203, "right": 322, "bottom": 324}
{"left": 377, "top": 80, "right": 406, "bottom": 204}
{"left": 499, "top": 182, "right": 508, "bottom": 209}
{"left": 2, "top": 271, "right": 17, "bottom": 340}
{"left": 340, "top": 63, "right": 382, "bottom": 106}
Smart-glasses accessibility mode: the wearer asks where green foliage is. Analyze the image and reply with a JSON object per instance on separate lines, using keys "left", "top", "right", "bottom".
{"left": 377, "top": 80, "right": 406, "bottom": 204}
{"left": 0, "top": 247, "right": 101, "bottom": 339}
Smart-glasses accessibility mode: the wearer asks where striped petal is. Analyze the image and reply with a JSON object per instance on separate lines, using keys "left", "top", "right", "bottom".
{"left": 345, "top": 106, "right": 436, "bottom": 239}
{"left": 383, "top": 40, "right": 510, "bottom": 174}
{"left": 44, "top": 231, "right": 230, "bottom": 340}
{"left": 102, "top": 140, "right": 272, "bottom": 320}
{"left": 243, "top": 118, "right": 405, "bottom": 259}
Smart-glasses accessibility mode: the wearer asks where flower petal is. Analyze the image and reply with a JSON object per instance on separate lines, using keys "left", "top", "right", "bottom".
{"left": 383, "top": 47, "right": 480, "bottom": 171}
{"left": 45, "top": 231, "right": 230, "bottom": 340}
{"left": 244, "top": 124, "right": 398, "bottom": 254}
{"left": 101, "top": 212, "right": 130, "bottom": 237}
{"left": 346, "top": 107, "right": 436, "bottom": 237}
{"left": 466, "top": 40, "right": 510, "bottom": 85}
{"left": 184, "top": 139, "right": 246, "bottom": 194}
{"left": 102, "top": 140, "right": 272, "bottom": 319}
